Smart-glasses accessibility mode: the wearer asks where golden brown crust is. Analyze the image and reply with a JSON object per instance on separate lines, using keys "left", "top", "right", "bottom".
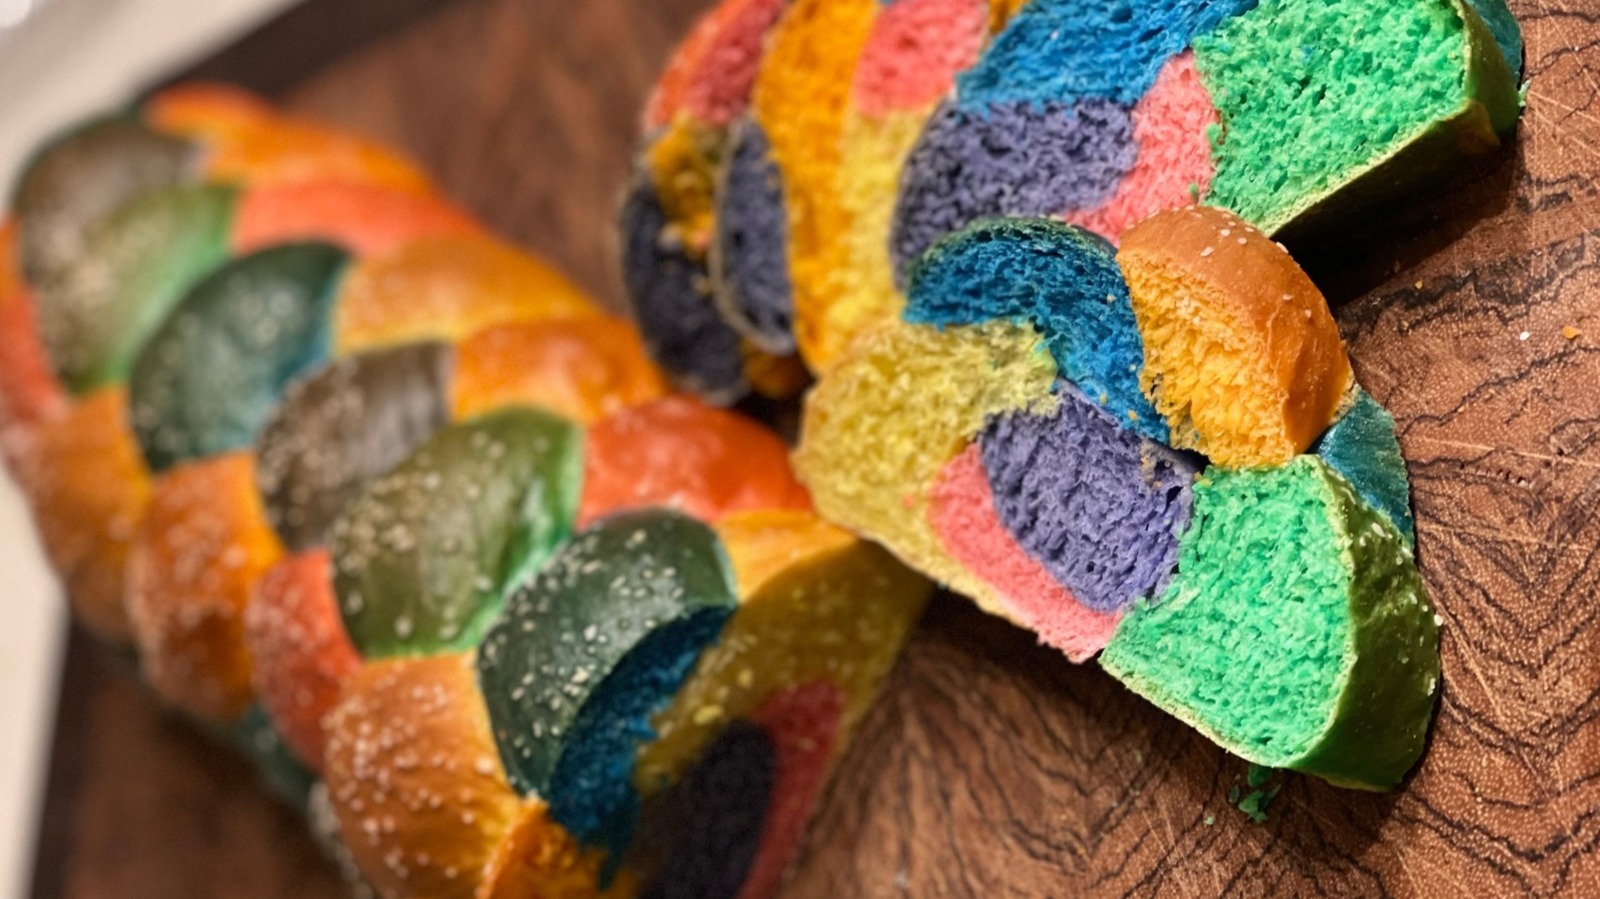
{"left": 126, "top": 451, "right": 282, "bottom": 721}
{"left": 1119, "top": 206, "right": 1352, "bottom": 461}
{"left": 712, "top": 508, "right": 855, "bottom": 597}
{"left": 24, "top": 388, "right": 151, "bottom": 642}
{"left": 450, "top": 317, "right": 669, "bottom": 424}
{"left": 475, "top": 800, "right": 627, "bottom": 899}
{"left": 323, "top": 654, "right": 523, "bottom": 899}
{"left": 334, "top": 234, "right": 599, "bottom": 354}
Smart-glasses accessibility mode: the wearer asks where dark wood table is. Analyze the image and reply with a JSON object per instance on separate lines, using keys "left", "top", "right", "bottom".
{"left": 28, "top": 1, "right": 1600, "bottom": 896}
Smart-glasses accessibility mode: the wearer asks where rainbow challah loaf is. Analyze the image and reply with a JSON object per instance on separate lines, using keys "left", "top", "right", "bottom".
{"left": 0, "top": 85, "right": 930, "bottom": 899}
{"left": 622, "top": 0, "right": 1522, "bottom": 392}
{"left": 623, "top": 0, "right": 1524, "bottom": 790}
{"left": 0, "top": 0, "right": 1531, "bottom": 889}
{"left": 794, "top": 209, "right": 1432, "bottom": 789}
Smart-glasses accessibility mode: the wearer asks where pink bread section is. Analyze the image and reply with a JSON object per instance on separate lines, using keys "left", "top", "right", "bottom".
{"left": 644, "top": 0, "right": 787, "bottom": 130}
{"left": 852, "top": 0, "right": 989, "bottom": 118}
{"left": 1065, "top": 53, "right": 1219, "bottom": 243}
{"left": 928, "top": 445, "right": 1119, "bottom": 663}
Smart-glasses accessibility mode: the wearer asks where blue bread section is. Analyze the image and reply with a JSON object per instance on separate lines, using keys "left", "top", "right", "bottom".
{"left": 477, "top": 510, "right": 738, "bottom": 859}
{"left": 620, "top": 173, "right": 748, "bottom": 400}
{"left": 714, "top": 119, "right": 796, "bottom": 353}
{"left": 954, "top": 0, "right": 1258, "bottom": 108}
{"left": 128, "top": 242, "right": 349, "bottom": 472}
{"left": 550, "top": 609, "right": 734, "bottom": 866}
{"left": 904, "top": 217, "right": 1166, "bottom": 440}
{"left": 1312, "top": 389, "right": 1417, "bottom": 543}
{"left": 1464, "top": 0, "right": 1524, "bottom": 81}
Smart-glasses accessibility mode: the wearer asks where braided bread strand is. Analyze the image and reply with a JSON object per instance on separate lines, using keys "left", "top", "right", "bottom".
{"left": 1, "top": 85, "right": 930, "bottom": 899}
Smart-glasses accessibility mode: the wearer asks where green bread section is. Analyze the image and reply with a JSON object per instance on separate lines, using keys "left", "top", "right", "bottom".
{"left": 1194, "top": 0, "right": 1520, "bottom": 235}
{"left": 129, "top": 242, "right": 350, "bottom": 472}
{"left": 37, "top": 183, "right": 237, "bottom": 393}
{"left": 12, "top": 115, "right": 196, "bottom": 290}
{"left": 476, "top": 510, "right": 738, "bottom": 798}
{"left": 1100, "top": 457, "right": 1438, "bottom": 790}
{"left": 331, "top": 407, "right": 585, "bottom": 659}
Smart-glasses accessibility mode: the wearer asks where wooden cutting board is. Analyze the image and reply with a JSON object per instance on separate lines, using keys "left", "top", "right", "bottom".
{"left": 29, "top": 1, "right": 1600, "bottom": 896}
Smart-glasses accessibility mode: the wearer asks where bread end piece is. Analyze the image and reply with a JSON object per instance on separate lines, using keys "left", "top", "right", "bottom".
{"left": 1118, "top": 206, "right": 1351, "bottom": 467}
{"left": 1101, "top": 456, "right": 1436, "bottom": 790}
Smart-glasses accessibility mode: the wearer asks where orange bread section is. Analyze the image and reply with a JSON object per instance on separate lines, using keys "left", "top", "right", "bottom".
{"left": 144, "top": 83, "right": 280, "bottom": 142}
{"left": 476, "top": 800, "right": 631, "bottom": 899}
{"left": 23, "top": 389, "right": 151, "bottom": 642}
{"left": 126, "top": 452, "right": 283, "bottom": 721}
{"left": 450, "top": 317, "right": 670, "bottom": 424}
{"left": 244, "top": 549, "right": 361, "bottom": 773}
{"left": 576, "top": 397, "right": 812, "bottom": 528}
{"left": 1118, "top": 206, "right": 1351, "bottom": 467}
{"left": 230, "top": 181, "right": 480, "bottom": 256}
{"left": 201, "top": 116, "right": 433, "bottom": 195}
{"left": 335, "top": 234, "right": 598, "bottom": 353}
{"left": 148, "top": 83, "right": 433, "bottom": 194}
{"left": 324, "top": 654, "right": 524, "bottom": 899}
{"left": 751, "top": 0, "right": 880, "bottom": 369}
{"left": 0, "top": 221, "right": 67, "bottom": 442}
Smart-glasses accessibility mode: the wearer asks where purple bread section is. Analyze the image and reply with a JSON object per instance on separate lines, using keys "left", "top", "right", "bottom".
{"left": 980, "top": 384, "right": 1199, "bottom": 613}
{"left": 890, "top": 98, "right": 1136, "bottom": 283}
{"left": 712, "top": 118, "right": 796, "bottom": 354}
{"left": 619, "top": 172, "right": 748, "bottom": 400}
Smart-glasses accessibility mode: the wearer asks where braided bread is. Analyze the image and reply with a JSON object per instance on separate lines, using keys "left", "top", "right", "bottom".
{"left": 1, "top": 86, "right": 930, "bottom": 899}
{"left": 617, "top": 0, "right": 1525, "bottom": 792}
{"left": 2, "top": 0, "right": 1531, "bottom": 888}
{"left": 795, "top": 209, "right": 1431, "bottom": 789}
{"left": 623, "top": 0, "right": 1521, "bottom": 390}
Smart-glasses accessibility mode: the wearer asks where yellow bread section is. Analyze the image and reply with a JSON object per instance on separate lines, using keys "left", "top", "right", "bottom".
{"left": 715, "top": 508, "right": 858, "bottom": 596}
{"left": 792, "top": 318, "right": 1057, "bottom": 618}
{"left": 809, "top": 0, "right": 1013, "bottom": 372}
{"left": 476, "top": 800, "right": 634, "bottom": 899}
{"left": 450, "top": 317, "right": 670, "bottom": 424}
{"left": 643, "top": 120, "right": 724, "bottom": 257}
{"left": 1118, "top": 206, "right": 1352, "bottom": 468}
{"left": 23, "top": 388, "right": 150, "bottom": 642}
{"left": 126, "top": 451, "right": 283, "bottom": 722}
{"left": 335, "top": 234, "right": 599, "bottom": 354}
{"left": 809, "top": 108, "right": 930, "bottom": 373}
{"left": 324, "top": 654, "right": 524, "bottom": 899}
{"left": 635, "top": 508, "right": 931, "bottom": 792}
{"left": 987, "top": 0, "right": 1029, "bottom": 33}
{"left": 751, "top": 0, "right": 879, "bottom": 371}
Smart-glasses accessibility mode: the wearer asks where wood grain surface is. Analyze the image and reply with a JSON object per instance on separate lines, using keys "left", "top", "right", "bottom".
{"left": 27, "top": 1, "right": 1600, "bottom": 897}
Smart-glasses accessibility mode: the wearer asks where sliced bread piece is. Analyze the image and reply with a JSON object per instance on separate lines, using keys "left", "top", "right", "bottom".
{"left": 1117, "top": 206, "right": 1351, "bottom": 467}
{"left": 1100, "top": 456, "right": 1437, "bottom": 790}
